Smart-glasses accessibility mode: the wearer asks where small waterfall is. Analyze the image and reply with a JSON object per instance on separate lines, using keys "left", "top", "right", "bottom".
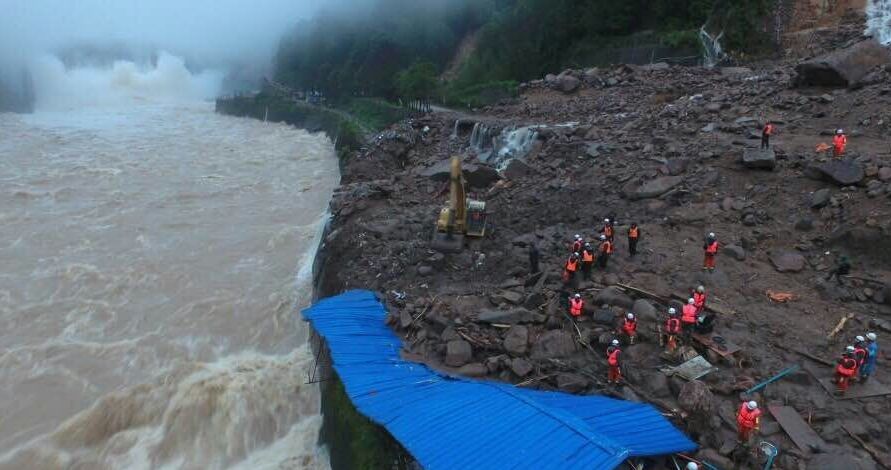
{"left": 699, "top": 26, "right": 725, "bottom": 68}
{"left": 469, "top": 122, "right": 494, "bottom": 153}
{"left": 867, "top": 0, "right": 891, "bottom": 45}
{"left": 485, "top": 126, "right": 539, "bottom": 170}
{"left": 451, "top": 119, "right": 460, "bottom": 138}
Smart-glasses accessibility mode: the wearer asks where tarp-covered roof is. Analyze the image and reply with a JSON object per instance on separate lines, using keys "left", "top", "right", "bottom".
{"left": 302, "top": 290, "right": 696, "bottom": 470}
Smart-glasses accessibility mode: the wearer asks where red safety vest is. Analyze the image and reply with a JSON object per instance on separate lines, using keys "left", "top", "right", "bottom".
{"left": 763, "top": 124, "right": 773, "bottom": 136}
{"left": 682, "top": 304, "right": 697, "bottom": 324}
{"left": 737, "top": 405, "right": 761, "bottom": 429}
{"left": 601, "top": 241, "right": 613, "bottom": 254}
{"left": 854, "top": 346, "right": 869, "bottom": 366}
{"left": 572, "top": 240, "right": 583, "bottom": 253}
{"left": 603, "top": 225, "right": 614, "bottom": 238}
{"left": 569, "top": 298, "right": 584, "bottom": 316}
{"left": 582, "top": 249, "right": 594, "bottom": 263}
{"left": 833, "top": 134, "right": 847, "bottom": 149}
{"left": 665, "top": 318, "right": 681, "bottom": 334}
{"left": 565, "top": 257, "right": 579, "bottom": 272}
{"left": 693, "top": 292, "right": 706, "bottom": 309}
{"left": 607, "top": 347, "right": 621, "bottom": 366}
{"left": 836, "top": 356, "right": 857, "bottom": 377}
{"left": 623, "top": 319, "right": 637, "bottom": 335}
{"left": 628, "top": 227, "right": 639, "bottom": 239}
{"left": 705, "top": 241, "right": 719, "bottom": 254}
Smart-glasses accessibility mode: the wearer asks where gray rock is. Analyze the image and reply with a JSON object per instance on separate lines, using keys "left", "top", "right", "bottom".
{"left": 510, "top": 357, "right": 533, "bottom": 377}
{"left": 594, "top": 286, "right": 634, "bottom": 309}
{"left": 463, "top": 164, "right": 501, "bottom": 188}
{"left": 666, "top": 158, "right": 689, "bottom": 175}
{"left": 626, "top": 176, "right": 684, "bottom": 200}
{"left": 701, "top": 123, "right": 716, "bottom": 132}
{"left": 445, "top": 340, "right": 472, "bottom": 367}
{"left": 417, "top": 265, "right": 434, "bottom": 276}
{"left": 554, "top": 73, "right": 581, "bottom": 93}
{"left": 879, "top": 167, "right": 891, "bottom": 181}
{"left": 555, "top": 373, "right": 589, "bottom": 393}
{"left": 724, "top": 244, "right": 746, "bottom": 261}
{"left": 813, "top": 160, "right": 865, "bottom": 186}
{"left": 503, "top": 159, "right": 532, "bottom": 179}
{"left": 741, "top": 148, "right": 776, "bottom": 170}
{"left": 770, "top": 251, "right": 807, "bottom": 273}
{"left": 795, "top": 217, "right": 815, "bottom": 231}
{"left": 502, "top": 326, "right": 529, "bottom": 356}
{"left": 498, "top": 290, "right": 524, "bottom": 305}
{"left": 631, "top": 299, "right": 658, "bottom": 322}
{"left": 478, "top": 308, "right": 539, "bottom": 324}
{"left": 456, "top": 363, "right": 488, "bottom": 377}
{"left": 678, "top": 380, "right": 715, "bottom": 414}
{"left": 531, "top": 330, "right": 577, "bottom": 359}
{"left": 795, "top": 39, "right": 891, "bottom": 88}
{"left": 646, "top": 373, "right": 672, "bottom": 398}
{"left": 810, "top": 188, "right": 832, "bottom": 208}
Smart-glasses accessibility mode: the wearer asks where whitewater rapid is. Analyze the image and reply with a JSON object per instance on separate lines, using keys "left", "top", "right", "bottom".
{"left": 0, "top": 57, "right": 338, "bottom": 469}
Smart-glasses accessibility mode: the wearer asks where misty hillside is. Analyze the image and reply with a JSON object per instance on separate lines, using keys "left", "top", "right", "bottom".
{"left": 273, "top": 0, "right": 771, "bottom": 105}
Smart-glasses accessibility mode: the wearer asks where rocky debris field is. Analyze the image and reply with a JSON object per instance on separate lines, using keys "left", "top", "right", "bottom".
{"left": 316, "top": 38, "right": 891, "bottom": 470}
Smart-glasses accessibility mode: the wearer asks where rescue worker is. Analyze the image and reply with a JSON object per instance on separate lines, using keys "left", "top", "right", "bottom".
{"left": 703, "top": 232, "right": 719, "bottom": 271}
{"left": 622, "top": 313, "right": 638, "bottom": 344}
{"left": 528, "top": 243, "right": 539, "bottom": 274}
{"left": 825, "top": 255, "right": 851, "bottom": 285}
{"left": 606, "top": 339, "right": 622, "bottom": 384}
{"left": 569, "top": 293, "right": 584, "bottom": 318}
{"left": 736, "top": 400, "right": 761, "bottom": 444}
{"left": 581, "top": 243, "right": 595, "bottom": 279}
{"left": 860, "top": 332, "right": 879, "bottom": 382}
{"left": 598, "top": 235, "right": 612, "bottom": 270}
{"left": 601, "top": 218, "right": 614, "bottom": 242}
{"left": 563, "top": 252, "right": 580, "bottom": 287}
{"left": 761, "top": 120, "right": 774, "bottom": 149}
{"left": 663, "top": 308, "right": 681, "bottom": 352}
{"left": 627, "top": 223, "right": 640, "bottom": 257}
{"left": 854, "top": 335, "right": 870, "bottom": 379}
{"left": 571, "top": 234, "right": 584, "bottom": 254}
{"left": 834, "top": 346, "right": 858, "bottom": 394}
{"left": 692, "top": 285, "right": 707, "bottom": 315}
{"left": 681, "top": 298, "right": 698, "bottom": 337}
{"left": 833, "top": 129, "right": 847, "bottom": 158}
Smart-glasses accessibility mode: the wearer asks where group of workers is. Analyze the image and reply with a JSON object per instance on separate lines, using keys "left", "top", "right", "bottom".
{"left": 560, "top": 219, "right": 642, "bottom": 286}
{"left": 762, "top": 120, "right": 848, "bottom": 157}
{"left": 834, "top": 332, "right": 881, "bottom": 394}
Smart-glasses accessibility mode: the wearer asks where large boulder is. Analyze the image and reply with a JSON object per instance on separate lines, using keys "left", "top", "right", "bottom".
{"left": 678, "top": 380, "right": 715, "bottom": 414}
{"left": 510, "top": 357, "right": 533, "bottom": 377}
{"left": 594, "top": 286, "right": 634, "bottom": 309}
{"left": 741, "top": 148, "right": 777, "bottom": 170}
{"left": 554, "top": 73, "right": 581, "bottom": 93}
{"left": 724, "top": 244, "right": 746, "bottom": 261}
{"left": 631, "top": 299, "right": 658, "bottom": 322}
{"left": 445, "top": 340, "right": 473, "bottom": 367}
{"left": 795, "top": 40, "right": 891, "bottom": 88}
{"left": 531, "top": 330, "right": 577, "bottom": 359}
{"left": 502, "top": 325, "right": 529, "bottom": 356}
{"left": 811, "top": 160, "right": 865, "bottom": 186}
{"left": 555, "top": 373, "right": 589, "bottom": 393}
{"left": 770, "top": 251, "right": 807, "bottom": 273}
{"left": 420, "top": 160, "right": 501, "bottom": 188}
{"left": 626, "top": 176, "right": 684, "bottom": 200}
{"left": 810, "top": 188, "right": 832, "bottom": 208}
{"left": 478, "top": 308, "right": 540, "bottom": 324}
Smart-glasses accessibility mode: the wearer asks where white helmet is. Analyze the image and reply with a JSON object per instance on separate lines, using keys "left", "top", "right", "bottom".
{"left": 611, "top": 339, "right": 620, "bottom": 346}
{"left": 604, "top": 218, "right": 610, "bottom": 223}
{"left": 856, "top": 335, "right": 865, "bottom": 343}
{"left": 747, "top": 400, "right": 758, "bottom": 410}
{"left": 668, "top": 307, "right": 677, "bottom": 315}
{"left": 867, "top": 332, "right": 877, "bottom": 341}
{"left": 686, "top": 463, "right": 699, "bottom": 470}
{"left": 837, "top": 129, "right": 843, "bottom": 134}
{"left": 697, "top": 285, "right": 705, "bottom": 293}
{"left": 573, "top": 252, "right": 580, "bottom": 257}
{"left": 688, "top": 298, "right": 695, "bottom": 304}
{"left": 846, "top": 345, "right": 855, "bottom": 353}
{"left": 600, "top": 235, "right": 606, "bottom": 240}
{"left": 627, "top": 313, "right": 634, "bottom": 320}
{"left": 574, "top": 293, "right": 581, "bottom": 299}
{"left": 575, "top": 234, "right": 581, "bottom": 239}
{"left": 708, "top": 232, "right": 716, "bottom": 238}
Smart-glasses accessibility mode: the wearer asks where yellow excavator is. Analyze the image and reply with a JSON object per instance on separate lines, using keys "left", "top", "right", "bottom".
{"left": 431, "top": 156, "right": 487, "bottom": 253}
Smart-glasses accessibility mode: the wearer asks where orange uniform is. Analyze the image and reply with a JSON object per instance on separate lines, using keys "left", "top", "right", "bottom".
{"left": 607, "top": 346, "right": 622, "bottom": 384}
{"left": 737, "top": 404, "right": 762, "bottom": 442}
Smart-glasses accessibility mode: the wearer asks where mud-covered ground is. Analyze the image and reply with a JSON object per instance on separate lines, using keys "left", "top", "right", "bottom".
{"left": 316, "top": 35, "right": 891, "bottom": 470}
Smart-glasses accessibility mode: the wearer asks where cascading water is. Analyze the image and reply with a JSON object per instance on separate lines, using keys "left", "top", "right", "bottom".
{"left": 699, "top": 26, "right": 725, "bottom": 68}
{"left": 490, "top": 126, "right": 539, "bottom": 170}
{"left": 867, "top": 0, "right": 891, "bottom": 45}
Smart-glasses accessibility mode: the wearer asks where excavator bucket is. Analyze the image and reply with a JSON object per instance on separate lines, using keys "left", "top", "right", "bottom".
{"left": 431, "top": 230, "right": 464, "bottom": 253}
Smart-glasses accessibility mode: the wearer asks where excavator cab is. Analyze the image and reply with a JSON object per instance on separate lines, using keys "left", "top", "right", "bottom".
{"left": 432, "top": 156, "right": 487, "bottom": 253}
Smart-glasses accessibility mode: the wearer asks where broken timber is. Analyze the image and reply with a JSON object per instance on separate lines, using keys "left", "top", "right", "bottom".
{"left": 772, "top": 342, "right": 834, "bottom": 367}
{"left": 615, "top": 283, "right": 736, "bottom": 316}
{"left": 842, "top": 423, "right": 891, "bottom": 469}
{"left": 816, "top": 377, "right": 891, "bottom": 400}
{"left": 826, "top": 313, "right": 854, "bottom": 340}
{"left": 768, "top": 406, "right": 825, "bottom": 454}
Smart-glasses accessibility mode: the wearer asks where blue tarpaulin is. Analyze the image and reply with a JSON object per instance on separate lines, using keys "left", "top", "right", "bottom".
{"left": 302, "top": 290, "right": 697, "bottom": 470}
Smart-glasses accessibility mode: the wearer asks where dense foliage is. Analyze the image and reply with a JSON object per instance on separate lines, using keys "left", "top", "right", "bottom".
{"left": 274, "top": 0, "right": 773, "bottom": 106}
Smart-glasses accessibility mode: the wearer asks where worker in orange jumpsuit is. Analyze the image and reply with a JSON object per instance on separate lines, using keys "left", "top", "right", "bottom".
{"left": 569, "top": 293, "right": 584, "bottom": 318}
{"left": 621, "top": 313, "right": 638, "bottom": 344}
{"left": 563, "top": 252, "right": 580, "bottom": 287}
{"left": 833, "top": 129, "right": 847, "bottom": 158}
{"left": 737, "top": 401, "right": 761, "bottom": 444}
{"left": 601, "top": 218, "right": 614, "bottom": 242}
{"left": 571, "top": 234, "right": 584, "bottom": 254}
{"left": 681, "top": 298, "right": 698, "bottom": 338}
{"left": 663, "top": 308, "right": 681, "bottom": 352}
{"left": 853, "top": 336, "right": 870, "bottom": 380}
{"left": 692, "top": 285, "right": 707, "bottom": 315}
{"left": 606, "top": 339, "right": 622, "bottom": 384}
{"left": 703, "top": 232, "right": 719, "bottom": 271}
{"left": 834, "top": 346, "right": 859, "bottom": 394}
{"left": 627, "top": 223, "right": 640, "bottom": 257}
{"left": 761, "top": 121, "right": 774, "bottom": 149}
{"left": 597, "top": 235, "right": 612, "bottom": 270}
{"left": 581, "top": 243, "right": 595, "bottom": 280}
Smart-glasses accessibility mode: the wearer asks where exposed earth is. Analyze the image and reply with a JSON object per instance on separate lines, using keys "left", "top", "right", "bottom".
{"left": 315, "top": 24, "right": 891, "bottom": 470}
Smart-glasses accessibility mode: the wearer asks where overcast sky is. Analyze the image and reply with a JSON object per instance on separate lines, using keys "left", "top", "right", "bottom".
{"left": 0, "top": 0, "right": 330, "bottom": 68}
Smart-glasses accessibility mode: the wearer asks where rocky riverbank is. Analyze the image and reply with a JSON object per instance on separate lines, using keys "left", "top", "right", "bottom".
{"left": 315, "top": 36, "right": 891, "bottom": 469}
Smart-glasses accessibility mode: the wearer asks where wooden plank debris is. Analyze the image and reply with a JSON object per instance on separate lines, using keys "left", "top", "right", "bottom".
{"left": 691, "top": 332, "right": 741, "bottom": 358}
{"left": 826, "top": 313, "right": 854, "bottom": 340}
{"left": 772, "top": 342, "right": 834, "bottom": 367}
{"left": 661, "top": 355, "right": 716, "bottom": 381}
{"left": 817, "top": 377, "right": 891, "bottom": 400}
{"left": 768, "top": 405, "right": 826, "bottom": 453}
{"left": 842, "top": 423, "right": 891, "bottom": 469}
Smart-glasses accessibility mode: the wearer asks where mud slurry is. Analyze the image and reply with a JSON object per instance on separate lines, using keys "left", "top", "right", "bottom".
{"left": 319, "top": 44, "right": 891, "bottom": 470}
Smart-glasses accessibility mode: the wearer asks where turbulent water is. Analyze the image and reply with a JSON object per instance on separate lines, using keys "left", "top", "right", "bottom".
{"left": 867, "top": 0, "right": 891, "bottom": 45}
{"left": 0, "top": 56, "right": 339, "bottom": 469}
